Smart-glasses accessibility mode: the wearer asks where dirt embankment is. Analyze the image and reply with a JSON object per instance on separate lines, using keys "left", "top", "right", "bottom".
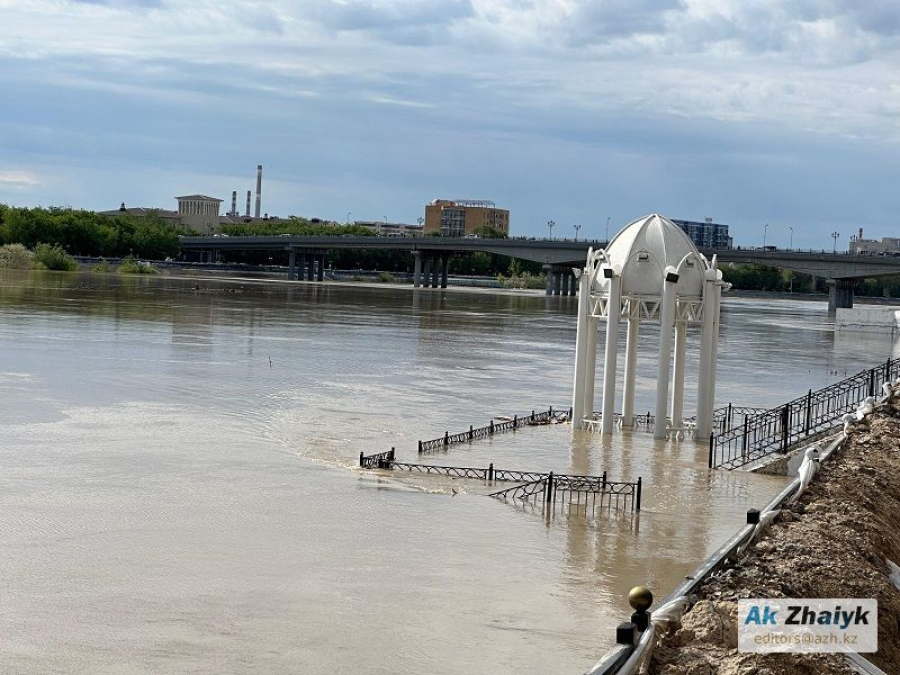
{"left": 649, "top": 399, "right": 900, "bottom": 675}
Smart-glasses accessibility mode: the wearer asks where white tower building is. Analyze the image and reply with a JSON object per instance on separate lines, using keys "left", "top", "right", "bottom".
{"left": 571, "top": 214, "right": 727, "bottom": 440}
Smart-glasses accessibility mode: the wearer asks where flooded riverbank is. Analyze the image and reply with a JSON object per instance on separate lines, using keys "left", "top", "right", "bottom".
{"left": 1, "top": 270, "right": 896, "bottom": 674}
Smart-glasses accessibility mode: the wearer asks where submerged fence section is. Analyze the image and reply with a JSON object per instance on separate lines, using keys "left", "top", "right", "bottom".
{"left": 359, "top": 451, "right": 641, "bottom": 512}
{"left": 417, "top": 407, "right": 569, "bottom": 454}
{"left": 710, "top": 357, "right": 900, "bottom": 470}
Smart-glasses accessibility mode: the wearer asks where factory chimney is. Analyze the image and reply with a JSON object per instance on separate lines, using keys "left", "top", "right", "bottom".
{"left": 231, "top": 191, "right": 237, "bottom": 216}
{"left": 246, "top": 191, "right": 251, "bottom": 217}
{"left": 255, "top": 164, "right": 262, "bottom": 218}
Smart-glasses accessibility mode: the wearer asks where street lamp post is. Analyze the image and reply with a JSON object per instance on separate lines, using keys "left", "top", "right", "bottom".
{"left": 547, "top": 220, "right": 555, "bottom": 240}
{"left": 831, "top": 231, "right": 840, "bottom": 254}
{"left": 605, "top": 217, "right": 610, "bottom": 243}
{"left": 789, "top": 226, "right": 793, "bottom": 250}
{"left": 763, "top": 223, "right": 768, "bottom": 248}
{"left": 573, "top": 223, "right": 581, "bottom": 241}
{"left": 347, "top": 211, "right": 352, "bottom": 226}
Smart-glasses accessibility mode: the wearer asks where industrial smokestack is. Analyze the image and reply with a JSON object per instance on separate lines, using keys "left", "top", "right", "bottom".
{"left": 246, "top": 190, "right": 251, "bottom": 217}
{"left": 255, "top": 164, "right": 262, "bottom": 218}
{"left": 231, "top": 191, "right": 237, "bottom": 216}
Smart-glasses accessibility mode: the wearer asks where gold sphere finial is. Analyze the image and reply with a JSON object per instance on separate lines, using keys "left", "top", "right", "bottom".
{"left": 628, "top": 586, "right": 653, "bottom": 612}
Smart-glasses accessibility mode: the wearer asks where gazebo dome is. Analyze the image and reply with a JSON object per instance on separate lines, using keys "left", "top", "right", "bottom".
{"left": 593, "top": 213, "right": 705, "bottom": 298}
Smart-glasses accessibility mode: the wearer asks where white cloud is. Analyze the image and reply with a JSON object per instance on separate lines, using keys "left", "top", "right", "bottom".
{"left": 0, "top": 170, "right": 41, "bottom": 188}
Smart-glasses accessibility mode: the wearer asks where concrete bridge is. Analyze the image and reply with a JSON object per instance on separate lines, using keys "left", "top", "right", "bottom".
{"left": 179, "top": 236, "right": 900, "bottom": 310}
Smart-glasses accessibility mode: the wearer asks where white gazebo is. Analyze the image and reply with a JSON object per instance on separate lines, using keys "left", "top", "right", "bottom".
{"left": 571, "top": 214, "right": 727, "bottom": 440}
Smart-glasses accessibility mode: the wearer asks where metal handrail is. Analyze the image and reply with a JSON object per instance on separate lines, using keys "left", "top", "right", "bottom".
{"left": 710, "top": 357, "right": 900, "bottom": 469}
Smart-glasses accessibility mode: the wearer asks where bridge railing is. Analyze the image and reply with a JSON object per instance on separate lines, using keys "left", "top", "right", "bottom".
{"left": 710, "top": 357, "right": 900, "bottom": 469}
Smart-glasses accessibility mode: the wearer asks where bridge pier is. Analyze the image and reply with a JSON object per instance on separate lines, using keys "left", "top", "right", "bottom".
{"left": 317, "top": 253, "right": 325, "bottom": 281}
{"left": 430, "top": 254, "right": 440, "bottom": 288}
{"left": 440, "top": 254, "right": 448, "bottom": 289}
{"left": 423, "top": 256, "right": 433, "bottom": 287}
{"left": 544, "top": 264, "right": 574, "bottom": 296}
{"left": 287, "top": 250, "right": 297, "bottom": 280}
{"left": 412, "top": 251, "right": 423, "bottom": 288}
{"left": 827, "top": 278, "right": 856, "bottom": 314}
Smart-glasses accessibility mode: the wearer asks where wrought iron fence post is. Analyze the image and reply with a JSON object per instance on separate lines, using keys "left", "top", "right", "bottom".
{"left": 359, "top": 451, "right": 364, "bottom": 467}
{"left": 513, "top": 415, "right": 518, "bottom": 429}
{"left": 805, "top": 389, "right": 812, "bottom": 433}
{"left": 488, "top": 462, "right": 494, "bottom": 482}
{"left": 869, "top": 368, "right": 876, "bottom": 397}
{"left": 727, "top": 402, "right": 733, "bottom": 428}
{"left": 636, "top": 477, "right": 642, "bottom": 511}
{"left": 469, "top": 425, "right": 473, "bottom": 441}
{"left": 708, "top": 433, "right": 714, "bottom": 469}
{"left": 742, "top": 417, "right": 749, "bottom": 455}
{"left": 602, "top": 470, "right": 607, "bottom": 491}
{"left": 418, "top": 440, "right": 422, "bottom": 454}
{"left": 489, "top": 420, "right": 494, "bottom": 435}
{"left": 781, "top": 405, "right": 791, "bottom": 452}
{"left": 545, "top": 472, "right": 554, "bottom": 503}
{"left": 549, "top": 406, "right": 553, "bottom": 417}
{"left": 444, "top": 431, "right": 449, "bottom": 446}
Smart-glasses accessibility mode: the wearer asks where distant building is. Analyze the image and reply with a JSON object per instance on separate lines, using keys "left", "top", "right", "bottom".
{"left": 176, "top": 195, "right": 223, "bottom": 234}
{"left": 671, "top": 218, "right": 732, "bottom": 249}
{"left": 355, "top": 221, "right": 424, "bottom": 237}
{"left": 424, "top": 199, "right": 510, "bottom": 237}
{"left": 97, "top": 203, "right": 182, "bottom": 224}
{"left": 850, "top": 231, "right": 900, "bottom": 256}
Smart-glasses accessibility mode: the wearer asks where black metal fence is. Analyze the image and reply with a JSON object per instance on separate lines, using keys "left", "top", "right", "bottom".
{"left": 358, "top": 448, "right": 395, "bottom": 469}
{"left": 417, "top": 407, "right": 568, "bottom": 454}
{"left": 710, "top": 357, "right": 900, "bottom": 470}
{"left": 490, "top": 471, "right": 641, "bottom": 512}
{"left": 359, "top": 452, "right": 641, "bottom": 511}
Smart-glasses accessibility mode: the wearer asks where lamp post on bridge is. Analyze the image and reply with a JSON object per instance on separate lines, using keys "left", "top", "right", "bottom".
{"left": 763, "top": 223, "right": 768, "bottom": 248}
{"left": 574, "top": 223, "right": 581, "bottom": 241}
{"left": 347, "top": 211, "right": 352, "bottom": 226}
{"left": 547, "top": 220, "right": 555, "bottom": 240}
{"left": 831, "top": 231, "right": 840, "bottom": 254}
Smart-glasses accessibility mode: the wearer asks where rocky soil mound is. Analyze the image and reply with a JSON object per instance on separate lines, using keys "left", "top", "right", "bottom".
{"left": 648, "top": 398, "right": 900, "bottom": 674}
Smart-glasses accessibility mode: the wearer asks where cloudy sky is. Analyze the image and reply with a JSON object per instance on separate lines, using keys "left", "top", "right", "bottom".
{"left": 1, "top": 0, "right": 897, "bottom": 246}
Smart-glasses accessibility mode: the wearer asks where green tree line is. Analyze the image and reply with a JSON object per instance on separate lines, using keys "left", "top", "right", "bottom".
{"left": 0, "top": 205, "right": 186, "bottom": 259}
{"left": 722, "top": 263, "right": 900, "bottom": 298}
{"left": 219, "top": 217, "right": 376, "bottom": 238}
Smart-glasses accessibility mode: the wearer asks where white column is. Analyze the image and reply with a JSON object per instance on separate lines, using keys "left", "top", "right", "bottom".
{"left": 654, "top": 268, "right": 679, "bottom": 440}
{"left": 600, "top": 270, "right": 622, "bottom": 434}
{"left": 584, "top": 316, "right": 599, "bottom": 422}
{"left": 708, "top": 275, "right": 723, "bottom": 426}
{"left": 621, "top": 305, "right": 640, "bottom": 428}
{"left": 671, "top": 317, "right": 687, "bottom": 429}
{"left": 695, "top": 268, "right": 717, "bottom": 437}
{"left": 571, "top": 271, "right": 590, "bottom": 429}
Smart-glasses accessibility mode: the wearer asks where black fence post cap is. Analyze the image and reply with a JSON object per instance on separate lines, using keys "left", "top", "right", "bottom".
{"left": 616, "top": 622, "right": 638, "bottom": 646}
{"left": 747, "top": 508, "right": 761, "bottom": 524}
